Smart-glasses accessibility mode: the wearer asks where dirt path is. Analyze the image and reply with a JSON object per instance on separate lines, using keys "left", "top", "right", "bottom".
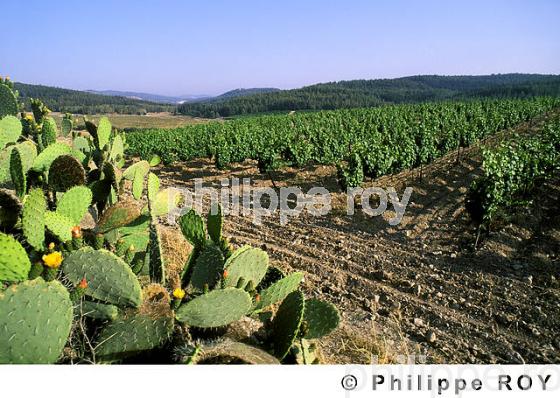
{"left": 155, "top": 112, "right": 560, "bottom": 364}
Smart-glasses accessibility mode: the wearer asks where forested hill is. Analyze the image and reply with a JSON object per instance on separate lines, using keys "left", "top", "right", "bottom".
{"left": 14, "top": 82, "right": 174, "bottom": 114}
{"left": 177, "top": 74, "right": 560, "bottom": 118}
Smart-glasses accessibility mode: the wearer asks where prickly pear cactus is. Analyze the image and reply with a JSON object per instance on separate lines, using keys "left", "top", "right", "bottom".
{"left": 178, "top": 209, "right": 206, "bottom": 249}
{"left": 95, "top": 314, "right": 174, "bottom": 362}
{"left": 44, "top": 211, "right": 74, "bottom": 242}
{"left": 175, "top": 287, "right": 252, "bottom": 328}
{"left": 32, "top": 143, "right": 73, "bottom": 173}
{"left": 9, "top": 146, "right": 26, "bottom": 197}
{"left": 271, "top": 290, "right": 305, "bottom": 360}
{"left": 63, "top": 247, "right": 142, "bottom": 308}
{"left": 0, "top": 232, "right": 31, "bottom": 282}
{"left": 41, "top": 117, "right": 58, "bottom": 148}
{"left": 253, "top": 272, "right": 303, "bottom": 312}
{"left": 15, "top": 141, "right": 38, "bottom": 173}
{"left": 0, "top": 279, "right": 73, "bottom": 363}
{"left": 147, "top": 219, "right": 165, "bottom": 284}
{"left": 0, "top": 83, "right": 18, "bottom": 118}
{"left": 48, "top": 155, "right": 86, "bottom": 192}
{"left": 223, "top": 246, "right": 269, "bottom": 289}
{"left": 147, "top": 172, "right": 159, "bottom": 203}
{"left": 61, "top": 117, "right": 73, "bottom": 137}
{"left": 80, "top": 301, "right": 119, "bottom": 321}
{"left": 189, "top": 242, "right": 224, "bottom": 290}
{"left": 22, "top": 187, "right": 46, "bottom": 250}
{"left": 207, "top": 204, "right": 223, "bottom": 243}
{"left": 302, "top": 299, "right": 340, "bottom": 339}
{"left": 96, "top": 117, "right": 112, "bottom": 150}
{"left": 0, "top": 115, "right": 22, "bottom": 150}
{"left": 97, "top": 200, "right": 142, "bottom": 233}
{"left": 56, "top": 185, "right": 92, "bottom": 225}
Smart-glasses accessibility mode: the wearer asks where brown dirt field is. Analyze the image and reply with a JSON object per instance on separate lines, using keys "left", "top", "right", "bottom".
{"left": 153, "top": 112, "right": 560, "bottom": 364}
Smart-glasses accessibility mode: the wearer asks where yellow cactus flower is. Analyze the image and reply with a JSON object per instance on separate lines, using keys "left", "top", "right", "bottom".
{"left": 42, "top": 251, "right": 63, "bottom": 268}
{"left": 172, "top": 288, "right": 186, "bottom": 300}
{"left": 48, "top": 242, "right": 55, "bottom": 250}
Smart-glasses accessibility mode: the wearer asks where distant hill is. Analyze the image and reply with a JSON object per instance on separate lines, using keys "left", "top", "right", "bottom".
{"left": 178, "top": 74, "right": 560, "bottom": 117}
{"left": 14, "top": 83, "right": 174, "bottom": 114}
{"left": 214, "top": 88, "right": 280, "bottom": 100}
{"left": 87, "top": 90, "right": 211, "bottom": 104}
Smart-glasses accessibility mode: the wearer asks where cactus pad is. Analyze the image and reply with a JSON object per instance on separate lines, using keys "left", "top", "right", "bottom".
{"left": 0, "top": 115, "right": 22, "bottom": 149}
{"left": 41, "top": 117, "right": 58, "bottom": 147}
{"left": 56, "top": 185, "right": 92, "bottom": 225}
{"left": 147, "top": 172, "right": 159, "bottom": 203}
{"left": 253, "top": 272, "right": 303, "bottom": 312}
{"left": 48, "top": 155, "right": 86, "bottom": 192}
{"left": 15, "top": 141, "right": 38, "bottom": 173}
{"left": 0, "top": 279, "right": 73, "bottom": 363}
{"left": 22, "top": 188, "right": 46, "bottom": 250}
{"left": 95, "top": 314, "right": 174, "bottom": 362}
{"left": 97, "top": 200, "right": 142, "bottom": 233}
{"left": 178, "top": 209, "right": 205, "bottom": 248}
{"left": 148, "top": 188, "right": 182, "bottom": 217}
{"left": 271, "top": 290, "right": 305, "bottom": 360}
{"left": 9, "top": 147, "right": 26, "bottom": 197}
{"left": 45, "top": 211, "right": 73, "bottom": 242}
{"left": 302, "top": 299, "right": 340, "bottom": 339}
{"left": 63, "top": 247, "right": 142, "bottom": 308}
{"left": 0, "top": 83, "right": 18, "bottom": 118}
{"left": 207, "top": 204, "right": 223, "bottom": 243}
{"left": 223, "top": 246, "right": 269, "bottom": 289}
{"left": 32, "top": 142, "right": 73, "bottom": 172}
{"left": 0, "top": 232, "right": 31, "bottom": 282}
{"left": 96, "top": 117, "right": 111, "bottom": 150}
{"left": 147, "top": 220, "right": 165, "bottom": 283}
{"left": 189, "top": 242, "right": 224, "bottom": 290}
{"left": 61, "top": 117, "right": 73, "bottom": 137}
{"left": 81, "top": 301, "right": 119, "bottom": 321}
{"left": 176, "top": 287, "right": 252, "bottom": 328}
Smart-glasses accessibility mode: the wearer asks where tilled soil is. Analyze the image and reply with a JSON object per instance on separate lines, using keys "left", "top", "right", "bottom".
{"left": 154, "top": 113, "right": 560, "bottom": 364}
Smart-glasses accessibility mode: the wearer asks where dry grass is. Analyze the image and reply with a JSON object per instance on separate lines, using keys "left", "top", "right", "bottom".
{"left": 159, "top": 226, "right": 192, "bottom": 289}
{"left": 51, "top": 112, "right": 208, "bottom": 130}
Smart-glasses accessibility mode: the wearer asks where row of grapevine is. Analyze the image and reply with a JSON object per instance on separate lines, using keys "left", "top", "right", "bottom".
{"left": 127, "top": 97, "right": 560, "bottom": 182}
{"left": 466, "top": 116, "right": 560, "bottom": 225}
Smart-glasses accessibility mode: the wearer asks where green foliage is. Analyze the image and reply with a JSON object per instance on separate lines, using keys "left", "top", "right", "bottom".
{"left": 302, "top": 299, "right": 340, "bottom": 339}
{"left": 222, "top": 246, "right": 269, "bottom": 289}
{"left": 467, "top": 118, "right": 560, "bottom": 225}
{"left": 95, "top": 314, "right": 174, "bottom": 362}
{"left": 0, "top": 279, "right": 73, "bottom": 364}
{"left": 0, "top": 232, "right": 31, "bottom": 282}
{"left": 22, "top": 188, "right": 46, "bottom": 250}
{"left": 271, "top": 291, "right": 305, "bottom": 360}
{"left": 337, "top": 152, "right": 364, "bottom": 190}
{"left": 63, "top": 247, "right": 142, "bottom": 308}
{"left": 175, "top": 287, "right": 252, "bottom": 328}
{"left": 128, "top": 97, "right": 560, "bottom": 188}
{"left": 147, "top": 219, "right": 165, "bottom": 283}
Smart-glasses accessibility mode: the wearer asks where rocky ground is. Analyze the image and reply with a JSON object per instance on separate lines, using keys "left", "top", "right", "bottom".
{"left": 154, "top": 112, "right": 560, "bottom": 364}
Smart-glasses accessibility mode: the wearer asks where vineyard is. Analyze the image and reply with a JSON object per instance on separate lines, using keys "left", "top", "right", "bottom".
{"left": 127, "top": 97, "right": 560, "bottom": 185}
{"left": 2, "top": 74, "right": 560, "bottom": 364}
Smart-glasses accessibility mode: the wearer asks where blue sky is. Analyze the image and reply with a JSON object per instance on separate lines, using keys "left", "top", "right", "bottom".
{"left": 2, "top": 0, "right": 559, "bottom": 96}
